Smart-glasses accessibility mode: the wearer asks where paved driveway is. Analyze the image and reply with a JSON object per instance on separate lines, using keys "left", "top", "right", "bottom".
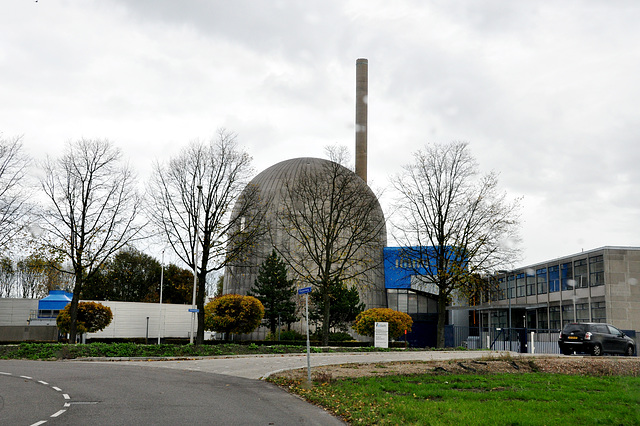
{"left": 83, "top": 349, "right": 532, "bottom": 379}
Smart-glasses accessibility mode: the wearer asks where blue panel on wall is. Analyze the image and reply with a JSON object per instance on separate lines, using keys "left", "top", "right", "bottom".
{"left": 384, "top": 246, "right": 437, "bottom": 289}
{"left": 384, "top": 246, "right": 465, "bottom": 290}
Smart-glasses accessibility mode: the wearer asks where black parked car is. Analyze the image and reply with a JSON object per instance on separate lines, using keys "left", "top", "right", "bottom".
{"left": 558, "top": 322, "right": 636, "bottom": 356}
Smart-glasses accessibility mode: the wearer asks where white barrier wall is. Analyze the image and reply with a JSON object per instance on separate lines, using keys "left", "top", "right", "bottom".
{"left": 0, "top": 298, "right": 38, "bottom": 325}
{"left": 85, "top": 301, "right": 193, "bottom": 339}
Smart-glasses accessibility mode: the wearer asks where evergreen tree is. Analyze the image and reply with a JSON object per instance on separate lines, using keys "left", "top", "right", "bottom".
{"left": 248, "top": 250, "right": 298, "bottom": 334}
{"left": 310, "top": 279, "right": 365, "bottom": 333}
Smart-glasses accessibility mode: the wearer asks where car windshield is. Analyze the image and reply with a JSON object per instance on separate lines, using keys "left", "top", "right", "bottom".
{"left": 562, "top": 324, "right": 586, "bottom": 333}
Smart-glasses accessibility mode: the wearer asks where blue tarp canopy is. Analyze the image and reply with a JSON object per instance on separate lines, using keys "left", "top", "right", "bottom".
{"left": 38, "top": 290, "right": 72, "bottom": 311}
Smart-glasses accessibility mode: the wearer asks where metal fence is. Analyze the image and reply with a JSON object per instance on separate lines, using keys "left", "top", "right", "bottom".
{"left": 446, "top": 326, "right": 561, "bottom": 354}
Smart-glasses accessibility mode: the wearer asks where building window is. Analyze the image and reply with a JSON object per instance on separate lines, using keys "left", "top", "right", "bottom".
{"left": 589, "top": 255, "right": 604, "bottom": 287}
{"left": 548, "top": 265, "right": 560, "bottom": 293}
{"left": 491, "top": 310, "right": 507, "bottom": 328}
{"left": 526, "top": 310, "right": 536, "bottom": 329}
{"left": 497, "top": 277, "right": 506, "bottom": 301}
{"left": 561, "top": 263, "right": 573, "bottom": 291}
{"left": 549, "top": 306, "right": 561, "bottom": 330}
{"left": 386, "top": 289, "right": 437, "bottom": 316}
{"left": 536, "top": 268, "right": 547, "bottom": 294}
{"left": 575, "top": 303, "right": 589, "bottom": 321}
{"left": 562, "top": 304, "right": 574, "bottom": 326}
{"left": 591, "top": 301, "right": 606, "bottom": 323}
{"left": 508, "top": 275, "right": 515, "bottom": 299}
{"left": 516, "top": 273, "right": 526, "bottom": 297}
{"left": 526, "top": 271, "right": 535, "bottom": 296}
{"left": 398, "top": 290, "right": 408, "bottom": 312}
{"left": 537, "top": 308, "right": 548, "bottom": 330}
{"left": 387, "top": 290, "right": 398, "bottom": 311}
{"left": 573, "top": 259, "right": 588, "bottom": 288}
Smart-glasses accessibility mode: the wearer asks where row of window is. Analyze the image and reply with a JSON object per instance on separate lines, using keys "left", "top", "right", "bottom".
{"left": 387, "top": 289, "right": 438, "bottom": 315}
{"left": 488, "top": 302, "right": 606, "bottom": 330}
{"left": 495, "top": 255, "right": 604, "bottom": 301}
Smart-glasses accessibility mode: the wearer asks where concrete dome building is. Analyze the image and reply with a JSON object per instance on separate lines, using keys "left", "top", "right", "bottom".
{"left": 222, "top": 59, "right": 385, "bottom": 338}
{"left": 223, "top": 156, "right": 387, "bottom": 314}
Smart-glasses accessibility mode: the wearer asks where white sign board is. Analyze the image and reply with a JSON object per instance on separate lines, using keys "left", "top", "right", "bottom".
{"left": 374, "top": 321, "right": 389, "bottom": 348}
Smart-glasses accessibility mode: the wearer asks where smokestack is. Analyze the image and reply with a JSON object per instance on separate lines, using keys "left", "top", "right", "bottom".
{"left": 355, "top": 58, "right": 368, "bottom": 183}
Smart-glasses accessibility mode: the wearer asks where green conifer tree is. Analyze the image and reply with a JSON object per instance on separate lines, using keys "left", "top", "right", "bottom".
{"left": 248, "top": 250, "right": 298, "bottom": 335}
{"left": 310, "top": 278, "right": 365, "bottom": 333}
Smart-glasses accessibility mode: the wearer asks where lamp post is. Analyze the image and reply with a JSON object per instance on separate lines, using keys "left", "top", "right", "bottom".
{"left": 497, "top": 270, "right": 512, "bottom": 350}
{"left": 190, "top": 184, "right": 203, "bottom": 344}
{"left": 157, "top": 248, "right": 165, "bottom": 345}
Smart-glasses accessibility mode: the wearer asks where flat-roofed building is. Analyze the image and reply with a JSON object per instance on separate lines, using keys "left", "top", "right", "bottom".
{"left": 470, "top": 246, "right": 640, "bottom": 332}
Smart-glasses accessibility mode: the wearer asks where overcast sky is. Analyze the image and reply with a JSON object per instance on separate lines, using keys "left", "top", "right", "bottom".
{"left": 2, "top": 1, "right": 639, "bottom": 268}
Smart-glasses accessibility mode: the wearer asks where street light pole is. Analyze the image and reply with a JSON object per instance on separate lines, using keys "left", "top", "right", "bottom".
{"left": 190, "top": 184, "right": 203, "bottom": 344}
{"left": 157, "top": 249, "right": 165, "bottom": 345}
{"left": 498, "top": 270, "right": 512, "bottom": 351}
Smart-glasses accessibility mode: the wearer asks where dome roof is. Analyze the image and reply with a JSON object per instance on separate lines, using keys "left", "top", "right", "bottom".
{"left": 250, "top": 157, "right": 367, "bottom": 196}
{"left": 225, "top": 156, "right": 387, "bottom": 311}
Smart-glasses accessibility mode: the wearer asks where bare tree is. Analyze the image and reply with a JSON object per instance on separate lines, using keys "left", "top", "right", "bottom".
{"left": 0, "top": 256, "right": 15, "bottom": 297}
{"left": 391, "top": 141, "right": 521, "bottom": 348}
{"left": 0, "top": 135, "right": 31, "bottom": 252}
{"left": 148, "top": 129, "right": 263, "bottom": 344}
{"left": 39, "top": 139, "right": 143, "bottom": 342}
{"left": 276, "top": 147, "right": 386, "bottom": 345}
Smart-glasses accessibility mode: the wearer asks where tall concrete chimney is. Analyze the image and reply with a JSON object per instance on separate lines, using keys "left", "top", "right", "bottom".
{"left": 355, "top": 58, "right": 368, "bottom": 183}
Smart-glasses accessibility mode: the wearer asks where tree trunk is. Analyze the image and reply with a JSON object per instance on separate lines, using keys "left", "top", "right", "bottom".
{"left": 322, "top": 287, "right": 331, "bottom": 346}
{"left": 68, "top": 271, "right": 83, "bottom": 343}
{"left": 436, "top": 294, "right": 448, "bottom": 348}
{"left": 196, "top": 268, "right": 207, "bottom": 345}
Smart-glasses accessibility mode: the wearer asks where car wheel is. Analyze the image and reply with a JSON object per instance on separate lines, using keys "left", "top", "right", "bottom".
{"left": 592, "top": 343, "right": 603, "bottom": 356}
{"left": 624, "top": 345, "right": 635, "bottom": 357}
{"left": 561, "top": 348, "right": 573, "bottom": 355}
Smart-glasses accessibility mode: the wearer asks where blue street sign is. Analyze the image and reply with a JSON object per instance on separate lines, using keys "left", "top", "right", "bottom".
{"left": 188, "top": 308, "right": 199, "bottom": 313}
{"left": 297, "top": 286, "right": 312, "bottom": 295}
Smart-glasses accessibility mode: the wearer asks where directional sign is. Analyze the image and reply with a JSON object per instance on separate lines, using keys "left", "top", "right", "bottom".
{"left": 188, "top": 308, "right": 199, "bottom": 313}
{"left": 297, "top": 286, "right": 312, "bottom": 295}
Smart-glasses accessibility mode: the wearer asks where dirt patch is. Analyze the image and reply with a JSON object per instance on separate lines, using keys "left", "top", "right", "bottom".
{"left": 270, "top": 356, "right": 640, "bottom": 381}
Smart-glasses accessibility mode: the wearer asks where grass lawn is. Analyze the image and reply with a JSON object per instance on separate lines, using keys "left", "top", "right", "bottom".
{"left": 270, "top": 372, "right": 640, "bottom": 425}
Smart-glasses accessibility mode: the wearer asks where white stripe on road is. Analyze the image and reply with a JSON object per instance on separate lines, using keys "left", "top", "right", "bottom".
{"left": 51, "top": 410, "right": 66, "bottom": 418}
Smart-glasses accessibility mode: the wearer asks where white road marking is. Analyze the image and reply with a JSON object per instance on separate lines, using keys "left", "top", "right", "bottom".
{"left": 4, "top": 371, "right": 71, "bottom": 424}
{"left": 50, "top": 409, "right": 66, "bottom": 417}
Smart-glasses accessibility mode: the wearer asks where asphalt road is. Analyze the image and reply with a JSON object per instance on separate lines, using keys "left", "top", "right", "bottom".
{"left": 97, "top": 349, "right": 523, "bottom": 379}
{"left": 0, "top": 359, "right": 345, "bottom": 426}
{"left": 0, "top": 350, "right": 538, "bottom": 425}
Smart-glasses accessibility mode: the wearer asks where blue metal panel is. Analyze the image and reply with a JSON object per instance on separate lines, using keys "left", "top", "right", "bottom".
{"left": 384, "top": 246, "right": 449, "bottom": 289}
{"left": 38, "top": 290, "right": 72, "bottom": 311}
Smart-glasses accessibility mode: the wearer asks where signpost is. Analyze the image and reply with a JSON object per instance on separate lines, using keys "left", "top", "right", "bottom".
{"left": 298, "top": 286, "right": 312, "bottom": 384}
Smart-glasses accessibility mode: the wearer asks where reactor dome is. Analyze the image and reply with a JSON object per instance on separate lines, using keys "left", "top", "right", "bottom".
{"left": 223, "top": 157, "right": 387, "bottom": 313}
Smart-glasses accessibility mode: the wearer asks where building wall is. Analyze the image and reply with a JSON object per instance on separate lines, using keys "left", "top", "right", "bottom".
{"left": 605, "top": 248, "right": 640, "bottom": 330}
{"left": 0, "top": 298, "right": 38, "bottom": 326}
{"left": 85, "top": 301, "right": 193, "bottom": 339}
{"left": 0, "top": 298, "right": 196, "bottom": 340}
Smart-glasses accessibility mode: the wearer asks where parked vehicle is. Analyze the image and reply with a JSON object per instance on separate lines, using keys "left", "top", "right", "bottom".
{"left": 558, "top": 322, "right": 635, "bottom": 356}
